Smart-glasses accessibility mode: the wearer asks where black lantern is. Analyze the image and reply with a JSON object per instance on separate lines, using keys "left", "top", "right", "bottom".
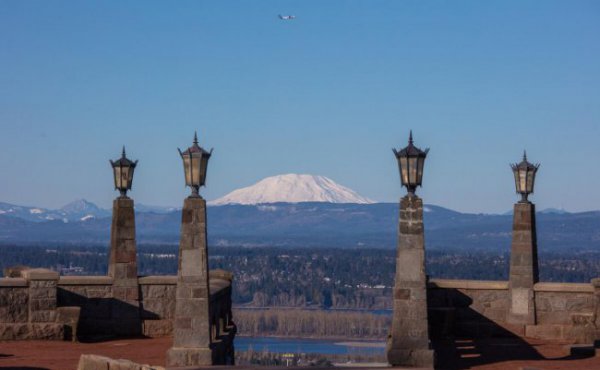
{"left": 393, "top": 131, "right": 429, "bottom": 196}
{"left": 110, "top": 147, "right": 138, "bottom": 198}
{"left": 510, "top": 151, "right": 540, "bottom": 203}
{"left": 178, "top": 132, "right": 213, "bottom": 198}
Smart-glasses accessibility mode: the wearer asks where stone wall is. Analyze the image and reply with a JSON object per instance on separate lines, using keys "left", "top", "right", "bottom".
{"left": 0, "top": 269, "right": 65, "bottom": 340}
{"left": 1, "top": 267, "right": 235, "bottom": 352}
{"left": 528, "top": 282, "right": 595, "bottom": 342}
{"left": 428, "top": 278, "right": 597, "bottom": 344}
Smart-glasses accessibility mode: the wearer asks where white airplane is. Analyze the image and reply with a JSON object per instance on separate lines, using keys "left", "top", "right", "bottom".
{"left": 278, "top": 14, "right": 296, "bottom": 20}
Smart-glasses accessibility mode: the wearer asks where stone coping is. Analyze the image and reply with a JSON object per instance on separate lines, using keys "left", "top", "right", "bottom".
{"left": 0, "top": 277, "right": 28, "bottom": 287}
{"left": 138, "top": 275, "right": 231, "bottom": 299}
{"left": 533, "top": 282, "right": 594, "bottom": 293}
{"left": 429, "top": 279, "right": 509, "bottom": 290}
{"left": 21, "top": 268, "right": 59, "bottom": 281}
{"left": 428, "top": 279, "right": 594, "bottom": 293}
{"left": 138, "top": 276, "right": 178, "bottom": 285}
{"left": 58, "top": 276, "right": 113, "bottom": 285}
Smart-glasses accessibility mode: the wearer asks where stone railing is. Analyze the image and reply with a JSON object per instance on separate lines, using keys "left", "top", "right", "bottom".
{"left": 1, "top": 267, "right": 236, "bottom": 355}
{"left": 428, "top": 278, "right": 599, "bottom": 343}
{"left": 0, "top": 269, "right": 79, "bottom": 340}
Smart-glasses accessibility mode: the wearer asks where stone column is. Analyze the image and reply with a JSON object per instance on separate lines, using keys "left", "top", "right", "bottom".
{"left": 22, "top": 268, "right": 64, "bottom": 339}
{"left": 387, "top": 195, "right": 434, "bottom": 367}
{"left": 108, "top": 197, "right": 141, "bottom": 335}
{"left": 166, "top": 197, "right": 213, "bottom": 367}
{"left": 507, "top": 202, "right": 538, "bottom": 325}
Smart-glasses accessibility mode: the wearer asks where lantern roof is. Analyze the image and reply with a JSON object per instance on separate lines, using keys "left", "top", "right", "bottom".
{"left": 393, "top": 131, "right": 429, "bottom": 158}
{"left": 180, "top": 132, "right": 212, "bottom": 156}
{"left": 111, "top": 146, "right": 137, "bottom": 167}
{"left": 511, "top": 151, "right": 539, "bottom": 171}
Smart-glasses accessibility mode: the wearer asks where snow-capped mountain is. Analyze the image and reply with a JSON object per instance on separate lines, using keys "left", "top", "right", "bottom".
{"left": 60, "top": 199, "right": 110, "bottom": 221}
{"left": 209, "top": 174, "right": 375, "bottom": 205}
{"left": 0, "top": 199, "right": 110, "bottom": 223}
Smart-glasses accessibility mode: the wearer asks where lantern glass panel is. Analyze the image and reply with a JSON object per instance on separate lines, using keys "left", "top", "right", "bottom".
{"left": 183, "top": 155, "right": 192, "bottom": 186}
{"left": 417, "top": 157, "right": 425, "bottom": 185}
{"left": 513, "top": 170, "right": 520, "bottom": 193}
{"left": 191, "top": 155, "right": 201, "bottom": 186}
{"left": 113, "top": 167, "right": 121, "bottom": 189}
{"left": 127, "top": 166, "right": 134, "bottom": 189}
{"left": 526, "top": 170, "right": 535, "bottom": 193}
{"left": 120, "top": 166, "right": 129, "bottom": 190}
{"left": 519, "top": 169, "right": 527, "bottom": 193}
{"left": 200, "top": 155, "right": 209, "bottom": 186}
{"left": 400, "top": 157, "right": 409, "bottom": 185}
{"left": 408, "top": 157, "right": 418, "bottom": 185}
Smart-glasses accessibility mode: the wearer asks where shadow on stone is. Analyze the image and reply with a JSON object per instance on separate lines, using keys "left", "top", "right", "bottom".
{"left": 429, "top": 288, "right": 594, "bottom": 369}
{"left": 56, "top": 288, "right": 158, "bottom": 342}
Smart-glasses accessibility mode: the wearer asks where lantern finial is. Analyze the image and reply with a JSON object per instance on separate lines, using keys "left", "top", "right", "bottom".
{"left": 523, "top": 150, "right": 527, "bottom": 162}
{"left": 193, "top": 131, "right": 198, "bottom": 145}
{"left": 122, "top": 146, "right": 126, "bottom": 158}
{"left": 409, "top": 130, "right": 414, "bottom": 145}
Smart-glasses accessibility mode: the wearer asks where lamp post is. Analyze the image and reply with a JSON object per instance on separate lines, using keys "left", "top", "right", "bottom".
{"left": 507, "top": 151, "right": 540, "bottom": 326}
{"left": 110, "top": 147, "right": 138, "bottom": 198}
{"left": 511, "top": 151, "right": 540, "bottom": 203}
{"left": 167, "top": 132, "right": 215, "bottom": 367}
{"left": 393, "top": 131, "right": 429, "bottom": 196}
{"left": 178, "top": 132, "right": 212, "bottom": 198}
{"left": 108, "top": 146, "right": 141, "bottom": 335}
{"left": 387, "top": 131, "right": 434, "bottom": 367}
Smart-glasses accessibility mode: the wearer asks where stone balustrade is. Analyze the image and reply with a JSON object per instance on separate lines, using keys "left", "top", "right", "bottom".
{"left": 428, "top": 278, "right": 599, "bottom": 343}
{"left": 1, "top": 267, "right": 236, "bottom": 356}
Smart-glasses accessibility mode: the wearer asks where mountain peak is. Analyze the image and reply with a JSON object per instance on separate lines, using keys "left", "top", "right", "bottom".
{"left": 209, "top": 174, "right": 375, "bottom": 205}
{"left": 60, "top": 199, "right": 102, "bottom": 213}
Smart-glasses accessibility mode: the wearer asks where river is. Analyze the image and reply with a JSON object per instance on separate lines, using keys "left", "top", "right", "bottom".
{"left": 235, "top": 336, "right": 386, "bottom": 355}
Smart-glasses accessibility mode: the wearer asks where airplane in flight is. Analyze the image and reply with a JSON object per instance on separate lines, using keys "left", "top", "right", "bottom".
{"left": 278, "top": 15, "right": 296, "bottom": 20}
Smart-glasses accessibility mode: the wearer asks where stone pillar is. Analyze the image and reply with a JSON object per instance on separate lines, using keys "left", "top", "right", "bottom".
{"left": 508, "top": 202, "right": 538, "bottom": 326}
{"left": 108, "top": 197, "right": 141, "bottom": 335}
{"left": 166, "top": 197, "right": 213, "bottom": 367}
{"left": 22, "top": 268, "right": 64, "bottom": 339}
{"left": 387, "top": 195, "right": 434, "bottom": 367}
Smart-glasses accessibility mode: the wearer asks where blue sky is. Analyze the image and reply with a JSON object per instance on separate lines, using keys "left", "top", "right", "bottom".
{"left": 0, "top": 1, "right": 599, "bottom": 213}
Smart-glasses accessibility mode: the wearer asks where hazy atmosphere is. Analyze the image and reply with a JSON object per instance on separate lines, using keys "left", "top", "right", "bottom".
{"left": 1, "top": 1, "right": 599, "bottom": 213}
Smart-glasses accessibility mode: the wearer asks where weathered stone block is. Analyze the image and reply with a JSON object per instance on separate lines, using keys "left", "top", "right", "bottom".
{"left": 141, "top": 298, "right": 174, "bottom": 318}
{"left": 30, "top": 287, "right": 56, "bottom": 299}
{"left": 142, "top": 319, "right": 172, "bottom": 337}
{"left": 0, "top": 323, "right": 29, "bottom": 340}
{"left": 192, "top": 287, "right": 208, "bottom": 299}
{"left": 387, "top": 347, "right": 434, "bottom": 367}
{"left": 30, "top": 310, "right": 57, "bottom": 323}
{"left": 166, "top": 347, "right": 212, "bottom": 367}
{"left": 21, "top": 268, "right": 59, "bottom": 281}
{"left": 394, "top": 288, "right": 411, "bottom": 300}
{"left": 77, "top": 354, "right": 164, "bottom": 370}
{"left": 30, "top": 298, "right": 57, "bottom": 311}
{"left": 30, "top": 323, "right": 64, "bottom": 339}
{"left": 181, "top": 249, "right": 205, "bottom": 277}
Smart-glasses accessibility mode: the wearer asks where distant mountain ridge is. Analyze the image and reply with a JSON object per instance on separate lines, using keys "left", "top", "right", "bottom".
{"left": 209, "top": 174, "right": 375, "bottom": 205}
{"left": 0, "top": 200, "right": 172, "bottom": 222}
{"left": 0, "top": 200, "right": 598, "bottom": 252}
